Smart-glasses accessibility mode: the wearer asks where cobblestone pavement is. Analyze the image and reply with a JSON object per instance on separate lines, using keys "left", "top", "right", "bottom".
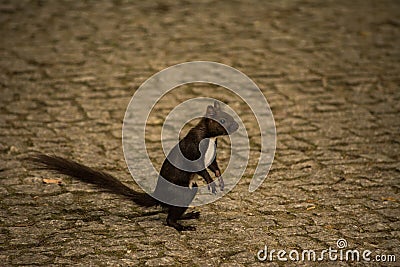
{"left": 1, "top": 0, "right": 399, "bottom": 266}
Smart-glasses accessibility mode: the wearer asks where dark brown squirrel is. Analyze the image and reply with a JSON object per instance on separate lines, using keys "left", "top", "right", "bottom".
{"left": 29, "top": 101, "right": 239, "bottom": 231}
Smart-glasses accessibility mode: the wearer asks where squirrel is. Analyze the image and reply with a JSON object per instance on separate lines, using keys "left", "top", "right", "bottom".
{"left": 28, "top": 101, "right": 239, "bottom": 231}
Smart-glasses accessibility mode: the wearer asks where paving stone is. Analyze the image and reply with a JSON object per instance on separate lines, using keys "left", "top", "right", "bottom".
{"left": 1, "top": 0, "right": 399, "bottom": 266}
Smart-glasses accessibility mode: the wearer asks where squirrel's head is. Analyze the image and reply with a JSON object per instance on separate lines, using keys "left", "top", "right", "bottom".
{"left": 205, "top": 101, "right": 239, "bottom": 137}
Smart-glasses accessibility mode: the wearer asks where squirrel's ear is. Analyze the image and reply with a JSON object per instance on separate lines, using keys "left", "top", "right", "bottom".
{"left": 214, "top": 101, "right": 221, "bottom": 110}
{"left": 206, "top": 105, "right": 216, "bottom": 117}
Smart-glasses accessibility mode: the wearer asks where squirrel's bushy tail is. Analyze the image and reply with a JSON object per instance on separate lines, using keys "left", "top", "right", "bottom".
{"left": 28, "top": 154, "right": 158, "bottom": 207}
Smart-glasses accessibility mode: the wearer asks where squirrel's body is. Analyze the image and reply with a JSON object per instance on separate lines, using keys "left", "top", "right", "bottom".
{"left": 30, "top": 101, "right": 238, "bottom": 231}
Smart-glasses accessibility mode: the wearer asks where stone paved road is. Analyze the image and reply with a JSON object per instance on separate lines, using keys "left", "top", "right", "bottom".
{"left": 0, "top": 0, "right": 399, "bottom": 266}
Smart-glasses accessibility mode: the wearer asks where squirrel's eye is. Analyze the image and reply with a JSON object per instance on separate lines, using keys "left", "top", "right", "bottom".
{"left": 220, "top": 119, "right": 226, "bottom": 124}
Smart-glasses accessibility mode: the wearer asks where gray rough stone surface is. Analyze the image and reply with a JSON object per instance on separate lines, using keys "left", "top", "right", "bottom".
{"left": 0, "top": 0, "right": 399, "bottom": 266}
